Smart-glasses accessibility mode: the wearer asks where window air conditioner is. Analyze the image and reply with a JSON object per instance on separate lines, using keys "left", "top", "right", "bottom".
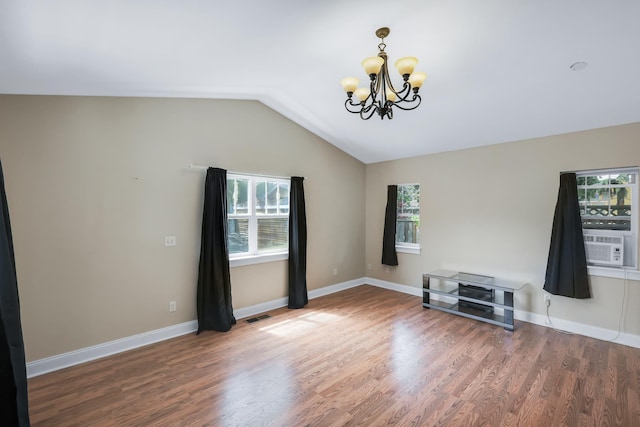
{"left": 584, "top": 234, "right": 624, "bottom": 266}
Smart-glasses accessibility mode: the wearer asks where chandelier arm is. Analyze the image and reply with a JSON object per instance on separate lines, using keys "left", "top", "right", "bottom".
{"left": 392, "top": 94, "right": 422, "bottom": 111}
{"left": 345, "top": 99, "right": 369, "bottom": 114}
{"left": 341, "top": 26, "right": 424, "bottom": 120}
{"left": 360, "top": 103, "right": 378, "bottom": 120}
{"left": 344, "top": 98, "right": 360, "bottom": 113}
{"left": 392, "top": 81, "right": 414, "bottom": 102}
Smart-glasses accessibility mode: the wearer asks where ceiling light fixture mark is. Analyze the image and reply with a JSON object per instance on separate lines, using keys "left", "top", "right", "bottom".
{"left": 570, "top": 62, "right": 588, "bottom": 71}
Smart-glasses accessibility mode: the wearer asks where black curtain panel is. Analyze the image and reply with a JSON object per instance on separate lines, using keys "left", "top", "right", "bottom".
{"left": 288, "top": 177, "right": 308, "bottom": 309}
{"left": 0, "top": 160, "right": 30, "bottom": 426}
{"left": 544, "top": 173, "right": 591, "bottom": 298}
{"left": 196, "top": 168, "right": 236, "bottom": 333}
{"left": 382, "top": 185, "right": 398, "bottom": 266}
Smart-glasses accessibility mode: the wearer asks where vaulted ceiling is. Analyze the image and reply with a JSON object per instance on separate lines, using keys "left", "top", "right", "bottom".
{"left": 2, "top": 1, "right": 640, "bottom": 164}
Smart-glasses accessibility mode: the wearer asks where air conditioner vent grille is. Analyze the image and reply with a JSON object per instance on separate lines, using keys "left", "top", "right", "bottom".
{"left": 584, "top": 235, "right": 623, "bottom": 244}
{"left": 584, "top": 234, "right": 624, "bottom": 266}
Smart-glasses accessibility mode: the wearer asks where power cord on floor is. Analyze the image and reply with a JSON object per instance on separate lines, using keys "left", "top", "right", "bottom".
{"left": 607, "top": 267, "right": 629, "bottom": 342}
{"left": 545, "top": 267, "right": 629, "bottom": 341}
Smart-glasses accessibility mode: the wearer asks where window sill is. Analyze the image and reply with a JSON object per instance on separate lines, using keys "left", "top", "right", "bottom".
{"left": 230, "top": 252, "right": 288, "bottom": 267}
{"left": 587, "top": 265, "right": 640, "bottom": 281}
{"left": 396, "top": 245, "right": 421, "bottom": 255}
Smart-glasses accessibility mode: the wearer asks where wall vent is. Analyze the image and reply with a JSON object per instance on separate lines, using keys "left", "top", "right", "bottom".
{"left": 245, "top": 314, "right": 271, "bottom": 323}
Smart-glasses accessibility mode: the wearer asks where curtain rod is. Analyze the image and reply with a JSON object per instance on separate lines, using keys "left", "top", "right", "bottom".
{"left": 188, "top": 164, "right": 304, "bottom": 180}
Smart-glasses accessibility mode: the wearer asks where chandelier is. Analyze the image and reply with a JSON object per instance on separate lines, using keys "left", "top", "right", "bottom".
{"left": 340, "top": 27, "right": 426, "bottom": 120}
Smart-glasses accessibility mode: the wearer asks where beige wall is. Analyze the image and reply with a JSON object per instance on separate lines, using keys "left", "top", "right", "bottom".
{"left": 365, "top": 123, "right": 640, "bottom": 335}
{"left": 3, "top": 93, "right": 639, "bottom": 362}
{"left": 0, "top": 95, "right": 366, "bottom": 361}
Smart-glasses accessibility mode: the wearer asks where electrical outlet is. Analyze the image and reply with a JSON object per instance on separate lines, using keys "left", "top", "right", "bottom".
{"left": 333, "top": 268, "right": 338, "bottom": 276}
{"left": 164, "top": 236, "right": 176, "bottom": 247}
{"left": 169, "top": 301, "right": 176, "bottom": 312}
{"left": 367, "top": 263, "right": 372, "bottom": 271}
{"left": 544, "top": 294, "right": 551, "bottom": 306}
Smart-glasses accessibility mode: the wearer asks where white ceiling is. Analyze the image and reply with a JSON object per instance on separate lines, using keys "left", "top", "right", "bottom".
{"left": 2, "top": 1, "right": 640, "bottom": 164}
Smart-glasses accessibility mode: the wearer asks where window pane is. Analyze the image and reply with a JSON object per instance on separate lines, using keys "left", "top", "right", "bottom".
{"left": 612, "top": 187, "right": 631, "bottom": 213}
{"left": 610, "top": 173, "right": 636, "bottom": 185}
{"left": 266, "top": 181, "right": 278, "bottom": 214}
{"left": 397, "top": 219, "right": 420, "bottom": 244}
{"left": 257, "top": 180, "right": 290, "bottom": 215}
{"left": 397, "top": 184, "right": 420, "bottom": 216}
{"left": 227, "top": 179, "right": 249, "bottom": 215}
{"left": 258, "top": 218, "right": 288, "bottom": 251}
{"left": 396, "top": 184, "right": 420, "bottom": 244}
{"left": 256, "top": 182, "right": 266, "bottom": 214}
{"left": 577, "top": 188, "right": 587, "bottom": 215}
{"left": 576, "top": 176, "right": 585, "bottom": 186}
{"left": 584, "top": 200, "right": 609, "bottom": 217}
{"left": 586, "top": 175, "right": 609, "bottom": 186}
{"left": 228, "top": 218, "right": 249, "bottom": 254}
{"left": 582, "top": 187, "right": 631, "bottom": 231}
{"left": 586, "top": 187, "right": 602, "bottom": 202}
{"left": 279, "top": 183, "right": 290, "bottom": 214}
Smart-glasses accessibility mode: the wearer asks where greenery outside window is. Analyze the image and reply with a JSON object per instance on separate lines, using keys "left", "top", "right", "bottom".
{"left": 576, "top": 167, "right": 638, "bottom": 269}
{"left": 227, "top": 174, "right": 290, "bottom": 262}
{"left": 396, "top": 183, "right": 420, "bottom": 253}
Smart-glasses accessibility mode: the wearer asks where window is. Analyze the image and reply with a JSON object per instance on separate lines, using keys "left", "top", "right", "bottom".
{"left": 396, "top": 184, "right": 420, "bottom": 253}
{"left": 576, "top": 167, "right": 638, "bottom": 269}
{"left": 227, "top": 174, "right": 290, "bottom": 261}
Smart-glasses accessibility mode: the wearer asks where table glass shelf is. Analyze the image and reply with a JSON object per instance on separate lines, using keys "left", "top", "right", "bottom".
{"left": 423, "top": 270, "right": 526, "bottom": 331}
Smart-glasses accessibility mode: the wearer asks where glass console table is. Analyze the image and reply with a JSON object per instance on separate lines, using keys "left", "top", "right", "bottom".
{"left": 422, "top": 270, "right": 526, "bottom": 331}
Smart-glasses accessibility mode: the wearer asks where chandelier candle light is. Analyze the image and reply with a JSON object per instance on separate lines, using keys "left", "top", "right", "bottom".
{"left": 340, "top": 27, "right": 426, "bottom": 120}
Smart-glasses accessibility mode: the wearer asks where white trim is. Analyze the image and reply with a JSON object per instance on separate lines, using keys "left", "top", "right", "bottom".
{"left": 574, "top": 166, "right": 637, "bottom": 176}
{"left": 26, "top": 278, "right": 366, "bottom": 378}
{"left": 365, "top": 277, "right": 640, "bottom": 349}
{"left": 230, "top": 252, "right": 288, "bottom": 267}
{"left": 27, "top": 275, "right": 640, "bottom": 378}
{"left": 308, "top": 278, "right": 365, "bottom": 298}
{"left": 233, "top": 297, "right": 288, "bottom": 320}
{"left": 224, "top": 278, "right": 365, "bottom": 319}
{"left": 515, "top": 309, "right": 640, "bottom": 349}
{"left": 364, "top": 277, "right": 422, "bottom": 297}
{"left": 26, "top": 320, "right": 198, "bottom": 378}
{"left": 396, "top": 245, "right": 421, "bottom": 255}
{"left": 588, "top": 265, "right": 640, "bottom": 281}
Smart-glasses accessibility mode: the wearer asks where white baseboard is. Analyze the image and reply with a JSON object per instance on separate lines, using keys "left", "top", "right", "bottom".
{"left": 364, "top": 277, "right": 422, "bottom": 297}
{"left": 365, "top": 277, "right": 640, "bottom": 349}
{"left": 27, "top": 276, "right": 639, "bottom": 378}
{"left": 27, "top": 278, "right": 367, "bottom": 378}
{"left": 234, "top": 277, "right": 365, "bottom": 319}
{"left": 308, "top": 277, "right": 365, "bottom": 298}
{"left": 514, "top": 309, "right": 640, "bottom": 348}
{"left": 27, "top": 320, "right": 198, "bottom": 378}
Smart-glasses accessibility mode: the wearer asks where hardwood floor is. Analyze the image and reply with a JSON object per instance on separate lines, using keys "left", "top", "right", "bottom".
{"left": 28, "top": 285, "right": 640, "bottom": 426}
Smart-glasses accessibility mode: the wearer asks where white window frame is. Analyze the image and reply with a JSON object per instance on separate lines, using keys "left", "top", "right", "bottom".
{"left": 396, "top": 183, "right": 421, "bottom": 254}
{"left": 227, "top": 173, "right": 290, "bottom": 267}
{"left": 575, "top": 167, "right": 640, "bottom": 280}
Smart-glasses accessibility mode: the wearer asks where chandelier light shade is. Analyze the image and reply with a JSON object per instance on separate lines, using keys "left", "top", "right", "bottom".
{"left": 341, "top": 27, "right": 426, "bottom": 120}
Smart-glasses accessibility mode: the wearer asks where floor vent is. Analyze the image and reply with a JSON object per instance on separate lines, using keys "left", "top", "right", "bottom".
{"left": 246, "top": 314, "right": 271, "bottom": 323}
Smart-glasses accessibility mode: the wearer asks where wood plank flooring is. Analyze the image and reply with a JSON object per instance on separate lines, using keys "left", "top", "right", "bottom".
{"left": 28, "top": 285, "right": 640, "bottom": 426}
